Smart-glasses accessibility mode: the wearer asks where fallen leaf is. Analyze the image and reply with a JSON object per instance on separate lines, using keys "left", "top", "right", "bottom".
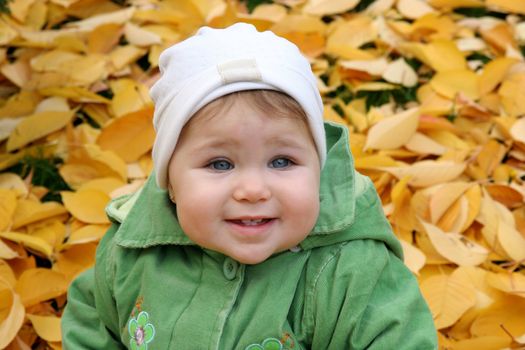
{"left": 400, "top": 239, "right": 426, "bottom": 274}
{"left": 397, "top": 0, "right": 435, "bottom": 20}
{"left": 27, "top": 314, "right": 61, "bottom": 342}
{"left": 382, "top": 57, "right": 418, "bottom": 87}
{"left": 302, "top": 0, "right": 360, "bottom": 15}
{"left": 61, "top": 189, "right": 110, "bottom": 224}
{"left": 12, "top": 200, "right": 67, "bottom": 230}
{"left": 430, "top": 69, "right": 480, "bottom": 100}
{"left": 14, "top": 268, "right": 68, "bottom": 307}
{"left": 0, "top": 232, "right": 53, "bottom": 258}
{"left": 365, "top": 107, "right": 419, "bottom": 150}
{"left": 486, "top": 272, "right": 525, "bottom": 298}
{"left": 420, "top": 220, "right": 489, "bottom": 266}
{"left": 381, "top": 160, "right": 466, "bottom": 187}
{"left": 479, "top": 57, "right": 519, "bottom": 96}
{"left": 420, "top": 269, "right": 477, "bottom": 329}
{"left": 429, "top": 182, "right": 472, "bottom": 224}
{"left": 96, "top": 107, "right": 155, "bottom": 162}
{"left": 0, "top": 278, "right": 25, "bottom": 349}
{"left": 405, "top": 132, "right": 447, "bottom": 155}
{"left": 6, "top": 111, "right": 75, "bottom": 152}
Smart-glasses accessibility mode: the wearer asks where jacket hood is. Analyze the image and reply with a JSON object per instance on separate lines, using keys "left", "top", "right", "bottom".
{"left": 106, "top": 122, "right": 402, "bottom": 259}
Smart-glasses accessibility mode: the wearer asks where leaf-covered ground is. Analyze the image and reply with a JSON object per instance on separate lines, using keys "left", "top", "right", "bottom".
{"left": 1, "top": 0, "right": 525, "bottom": 348}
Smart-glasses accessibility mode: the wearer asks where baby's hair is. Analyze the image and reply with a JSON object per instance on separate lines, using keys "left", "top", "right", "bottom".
{"left": 193, "top": 90, "right": 308, "bottom": 124}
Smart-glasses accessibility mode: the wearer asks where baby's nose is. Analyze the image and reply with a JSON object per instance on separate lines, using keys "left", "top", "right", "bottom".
{"left": 232, "top": 170, "right": 271, "bottom": 202}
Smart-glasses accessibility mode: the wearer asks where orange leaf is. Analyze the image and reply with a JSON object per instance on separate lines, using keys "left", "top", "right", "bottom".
{"left": 97, "top": 107, "right": 155, "bottom": 162}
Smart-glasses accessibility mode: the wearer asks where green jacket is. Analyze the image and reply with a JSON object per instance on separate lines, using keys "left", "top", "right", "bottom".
{"left": 62, "top": 122, "right": 437, "bottom": 350}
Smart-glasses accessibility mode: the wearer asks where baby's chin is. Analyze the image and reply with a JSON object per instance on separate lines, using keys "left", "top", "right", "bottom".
{"left": 226, "top": 246, "right": 291, "bottom": 265}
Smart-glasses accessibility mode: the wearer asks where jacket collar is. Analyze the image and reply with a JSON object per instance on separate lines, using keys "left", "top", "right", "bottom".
{"left": 109, "top": 122, "right": 356, "bottom": 249}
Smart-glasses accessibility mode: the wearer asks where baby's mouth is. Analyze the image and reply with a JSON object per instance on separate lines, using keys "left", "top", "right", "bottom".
{"left": 228, "top": 218, "right": 273, "bottom": 226}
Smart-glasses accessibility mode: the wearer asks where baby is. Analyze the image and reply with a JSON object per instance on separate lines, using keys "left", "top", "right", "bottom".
{"left": 62, "top": 23, "right": 437, "bottom": 349}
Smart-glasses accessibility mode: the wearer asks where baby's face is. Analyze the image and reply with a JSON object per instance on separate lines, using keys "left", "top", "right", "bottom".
{"left": 168, "top": 98, "right": 321, "bottom": 264}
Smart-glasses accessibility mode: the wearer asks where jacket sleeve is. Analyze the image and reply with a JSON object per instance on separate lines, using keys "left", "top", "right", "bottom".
{"left": 309, "top": 239, "right": 438, "bottom": 350}
{"left": 61, "top": 225, "right": 125, "bottom": 349}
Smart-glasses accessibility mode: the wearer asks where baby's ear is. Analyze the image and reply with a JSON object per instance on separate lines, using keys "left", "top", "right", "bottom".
{"left": 168, "top": 185, "right": 176, "bottom": 203}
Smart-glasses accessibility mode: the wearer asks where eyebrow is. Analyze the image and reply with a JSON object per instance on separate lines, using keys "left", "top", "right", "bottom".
{"left": 190, "top": 136, "right": 311, "bottom": 154}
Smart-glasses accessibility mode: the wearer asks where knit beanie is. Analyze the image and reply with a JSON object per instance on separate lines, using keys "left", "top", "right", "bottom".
{"left": 150, "top": 22, "right": 326, "bottom": 190}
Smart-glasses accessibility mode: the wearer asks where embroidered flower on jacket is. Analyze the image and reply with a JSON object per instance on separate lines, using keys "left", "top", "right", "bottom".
{"left": 128, "top": 311, "right": 155, "bottom": 350}
{"left": 245, "top": 337, "right": 283, "bottom": 350}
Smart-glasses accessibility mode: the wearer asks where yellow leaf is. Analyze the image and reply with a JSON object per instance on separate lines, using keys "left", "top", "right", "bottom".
{"left": 400, "top": 239, "right": 426, "bottom": 274}
{"left": 381, "top": 160, "right": 466, "bottom": 187}
{"left": 510, "top": 117, "right": 525, "bottom": 144}
{"left": 0, "top": 90, "right": 41, "bottom": 119}
{"left": 302, "top": 0, "right": 360, "bottom": 16}
{"left": 97, "top": 107, "right": 156, "bottom": 162}
{"left": 0, "top": 239, "right": 19, "bottom": 259}
{"left": 87, "top": 23, "right": 122, "bottom": 54}
{"left": 38, "top": 86, "right": 110, "bottom": 104}
{"left": 382, "top": 57, "right": 418, "bottom": 87}
{"left": 0, "top": 189, "right": 17, "bottom": 231}
{"left": 428, "top": 0, "right": 484, "bottom": 8}
{"left": 61, "top": 189, "right": 110, "bottom": 224}
{"left": 0, "top": 231, "right": 53, "bottom": 257}
{"left": 339, "top": 58, "right": 388, "bottom": 76}
{"left": 399, "top": 39, "right": 466, "bottom": 72}
{"left": 420, "top": 269, "right": 477, "bottom": 329}
{"left": 67, "top": 7, "right": 135, "bottom": 31}
{"left": 109, "top": 45, "right": 146, "bottom": 72}
{"left": 498, "top": 220, "right": 525, "bottom": 262}
{"left": 124, "top": 22, "right": 162, "bottom": 47}
{"left": 12, "top": 199, "right": 67, "bottom": 230}
{"left": 429, "top": 182, "right": 472, "bottom": 224}
{"left": 8, "top": 0, "right": 35, "bottom": 22}
{"left": 0, "top": 278, "right": 25, "bottom": 349}
{"left": 27, "top": 314, "right": 61, "bottom": 342}
{"left": 426, "top": 130, "right": 471, "bottom": 151}
{"left": 476, "top": 139, "right": 506, "bottom": 178}
{"left": 1, "top": 60, "right": 31, "bottom": 88}
{"left": 451, "top": 336, "right": 511, "bottom": 350}
{"left": 470, "top": 296, "right": 525, "bottom": 338}
{"left": 77, "top": 177, "right": 126, "bottom": 196}
{"left": 420, "top": 221, "right": 489, "bottom": 266}
{"left": 365, "top": 108, "right": 419, "bottom": 150}
{"left": 477, "top": 189, "right": 507, "bottom": 257}
{"left": 109, "top": 79, "right": 152, "bottom": 118}
{"left": 326, "top": 16, "right": 378, "bottom": 57}
{"left": 405, "top": 132, "right": 447, "bottom": 155}
{"left": 397, "top": 0, "right": 435, "bottom": 20}
{"left": 0, "top": 18, "right": 18, "bottom": 46}
{"left": 460, "top": 185, "right": 481, "bottom": 232}
{"left": 0, "top": 261, "right": 16, "bottom": 288}
{"left": 353, "top": 154, "right": 398, "bottom": 170}
{"left": 479, "top": 57, "right": 518, "bottom": 96}
{"left": 63, "top": 224, "right": 109, "bottom": 248}
{"left": 411, "top": 13, "right": 457, "bottom": 41}
{"left": 486, "top": 0, "right": 525, "bottom": 14}
{"left": 430, "top": 69, "right": 480, "bottom": 100}
{"left": 0, "top": 173, "right": 27, "bottom": 196}
{"left": 68, "top": 144, "right": 128, "bottom": 182}
{"left": 486, "top": 272, "right": 525, "bottom": 298}
{"left": 14, "top": 268, "right": 68, "bottom": 307}
{"left": 6, "top": 110, "right": 75, "bottom": 151}
{"left": 54, "top": 243, "right": 97, "bottom": 281}
{"left": 499, "top": 73, "right": 525, "bottom": 117}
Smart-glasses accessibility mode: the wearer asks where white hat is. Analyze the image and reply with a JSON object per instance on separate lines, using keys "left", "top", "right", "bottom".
{"left": 150, "top": 23, "right": 326, "bottom": 190}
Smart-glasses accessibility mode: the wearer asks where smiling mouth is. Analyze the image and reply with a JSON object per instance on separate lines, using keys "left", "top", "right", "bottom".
{"left": 227, "top": 218, "right": 274, "bottom": 226}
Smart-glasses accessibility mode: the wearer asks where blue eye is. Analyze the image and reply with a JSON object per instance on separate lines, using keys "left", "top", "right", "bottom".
{"left": 270, "top": 158, "right": 291, "bottom": 169}
{"left": 209, "top": 159, "right": 233, "bottom": 171}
